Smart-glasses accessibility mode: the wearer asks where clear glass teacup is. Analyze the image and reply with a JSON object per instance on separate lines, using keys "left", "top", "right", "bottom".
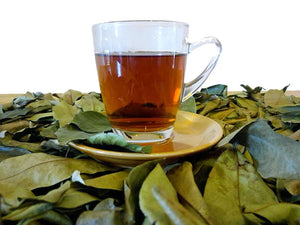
{"left": 92, "top": 20, "right": 222, "bottom": 143}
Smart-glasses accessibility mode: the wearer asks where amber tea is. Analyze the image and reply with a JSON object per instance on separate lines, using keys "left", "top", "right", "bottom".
{"left": 95, "top": 52, "right": 187, "bottom": 132}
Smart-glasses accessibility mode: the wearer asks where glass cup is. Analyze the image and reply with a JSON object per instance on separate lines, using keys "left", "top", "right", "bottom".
{"left": 92, "top": 20, "right": 222, "bottom": 143}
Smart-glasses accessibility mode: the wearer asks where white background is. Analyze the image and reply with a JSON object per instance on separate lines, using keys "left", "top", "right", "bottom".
{"left": 0, "top": 0, "right": 299, "bottom": 94}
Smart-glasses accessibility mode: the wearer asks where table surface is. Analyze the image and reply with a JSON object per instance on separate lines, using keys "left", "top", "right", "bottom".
{"left": 1, "top": 91, "right": 300, "bottom": 105}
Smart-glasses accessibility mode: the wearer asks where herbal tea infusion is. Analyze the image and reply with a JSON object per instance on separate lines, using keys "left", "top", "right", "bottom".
{"left": 95, "top": 52, "right": 186, "bottom": 132}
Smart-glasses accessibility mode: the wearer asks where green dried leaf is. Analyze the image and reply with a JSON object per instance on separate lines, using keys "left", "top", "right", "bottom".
{"left": 84, "top": 170, "right": 129, "bottom": 191}
{"left": 200, "top": 84, "right": 228, "bottom": 96}
{"left": 281, "top": 110, "right": 300, "bottom": 124}
{"left": 276, "top": 105, "right": 300, "bottom": 114}
{"left": 179, "top": 96, "right": 196, "bottom": 113}
{"left": 125, "top": 160, "right": 161, "bottom": 225}
{"left": 208, "top": 108, "right": 235, "bottom": 121}
{"left": 232, "top": 119, "right": 300, "bottom": 179}
{"left": 0, "top": 182, "right": 35, "bottom": 214}
{"left": 0, "top": 120, "right": 30, "bottom": 133}
{"left": 237, "top": 151, "right": 278, "bottom": 213}
{"left": 0, "top": 145, "right": 30, "bottom": 162}
{"left": 240, "top": 84, "right": 263, "bottom": 101}
{"left": 26, "top": 99, "right": 52, "bottom": 109}
{"left": 75, "top": 94, "right": 105, "bottom": 112}
{"left": 0, "top": 108, "right": 32, "bottom": 121}
{"left": 41, "top": 139, "right": 85, "bottom": 158}
{"left": 139, "top": 163, "right": 176, "bottom": 225}
{"left": 37, "top": 181, "right": 71, "bottom": 203}
{"left": 0, "top": 133, "right": 42, "bottom": 152}
{"left": 16, "top": 210, "right": 72, "bottom": 225}
{"left": 27, "top": 112, "right": 53, "bottom": 122}
{"left": 52, "top": 100, "right": 79, "bottom": 127}
{"left": 250, "top": 203, "right": 300, "bottom": 224}
{"left": 55, "top": 188, "right": 99, "bottom": 209}
{"left": 264, "top": 89, "right": 294, "bottom": 107}
{"left": 55, "top": 124, "right": 95, "bottom": 144}
{"left": 40, "top": 124, "right": 58, "bottom": 139}
{"left": 204, "top": 149, "right": 245, "bottom": 225}
{"left": 62, "top": 89, "right": 82, "bottom": 105}
{"left": 241, "top": 84, "right": 263, "bottom": 94}
{"left": 3, "top": 202, "right": 53, "bottom": 221}
{"left": 76, "top": 198, "right": 123, "bottom": 225}
{"left": 12, "top": 92, "right": 41, "bottom": 108}
{"left": 199, "top": 99, "right": 221, "bottom": 115}
{"left": 167, "top": 161, "right": 213, "bottom": 224}
{"left": 152, "top": 185, "right": 205, "bottom": 225}
{"left": 87, "top": 132, "right": 151, "bottom": 153}
{"left": 0, "top": 153, "right": 115, "bottom": 191}
{"left": 216, "top": 121, "right": 254, "bottom": 147}
{"left": 235, "top": 97, "right": 258, "bottom": 116}
{"left": 71, "top": 111, "right": 111, "bottom": 133}
{"left": 204, "top": 149, "right": 278, "bottom": 225}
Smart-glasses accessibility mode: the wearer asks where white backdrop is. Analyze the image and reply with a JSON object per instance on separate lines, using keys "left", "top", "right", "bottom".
{"left": 0, "top": 0, "right": 299, "bottom": 94}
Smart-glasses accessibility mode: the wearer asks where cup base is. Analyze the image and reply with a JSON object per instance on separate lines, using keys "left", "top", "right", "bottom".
{"left": 112, "top": 126, "right": 173, "bottom": 144}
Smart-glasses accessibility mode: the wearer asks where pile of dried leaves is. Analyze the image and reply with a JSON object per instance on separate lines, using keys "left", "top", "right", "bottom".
{"left": 0, "top": 84, "right": 299, "bottom": 225}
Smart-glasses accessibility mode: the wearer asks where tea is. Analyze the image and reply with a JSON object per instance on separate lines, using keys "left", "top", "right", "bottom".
{"left": 95, "top": 52, "right": 187, "bottom": 132}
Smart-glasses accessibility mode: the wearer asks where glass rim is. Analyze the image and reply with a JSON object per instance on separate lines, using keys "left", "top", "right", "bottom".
{"left": 92, "top": 20, "right": 189, "bottom": 29}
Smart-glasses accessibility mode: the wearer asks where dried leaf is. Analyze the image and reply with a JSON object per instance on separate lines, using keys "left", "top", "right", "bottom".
{"left": 167, "top": 161, "right": 213, "bottom": 224}
{"left": 62, "top": 89, "right": 82, "bottom": 105}
{"left": 76, "top": 198, "right": 123, "bottom": 225}
{"left": 237, "top": 151, "right": 278, "bottom": 213}
{"left": 179, "top": 96, "right": 196, "bottom": 113}
{"left": 125, "top": 160, "right": 161, "bottom": 225}
{"left": 3, "top": 202, "right": 53, "bottom": 221}
{"left": 0, "top": 182, "right": 35, "bottom": 214}
{"left": 55, "top": 124, "right": 95, "bottom": 144}
{"left": 152, "top": 185, "right": 205, "bottom": 225}
{"left": 75, "top": 94, "right": 105, "bottom": 112}
{"left": 204, "top": 149, "right": 245, "bottom": 225}
{"left": 200, "top": 84, "right": 228, "bottom": 96}
{"left": 26, "top": 99, "right": 52, "bottom": 109}
{"left": 27, "top": 112, "right": 53, "bottom": 122}
{"left": 0, "top": 108, "right": 31, "bottom": 122}
{"left": 0, "top": 153, "right": 115, "bottom": 190}
{"left": 0, "top": 145, "right": 30, "bottom": 162}
{"left": 139, "top": 163, "right": 176, "bottom": 225}
{"left": 84, "top": 170, "right": 129, "bottom": 191}
{"left": 232, "top": 119, "right": 300, "bottom": 179}
{"left": 0, "top": 133, "right": 42, "bottom": 152}
{"left": 235, "top": 97, "right": 258, "bottom": 116}
{"left": 199, "top": 99, "right": 221, "bottom": 115}
{"left": 87, "top": 133, "right": 151, "bottom": 153}
{"left": 55, "top": 188, "right": 99, "bottom": 209}
{"left": 52, "top": 100, "right": 79, "bottom": 127}
{"left": 264, "top": 89, "right": 294, "bottom": 107}
{"left": 204, "top": 149, "right": 279, "bottom": 225}
{"left": 207, "top": 108, "right": 235, "bottom": 121}
{"left": 71, "top": 111, "right": 111, "bottom": 133}
{"left": 0, "top": 120, "right": 30, "bottom": 133}
{"left": 16, "top": 210, "right": 72, "bottom": 225}
{"left": 249, "top": 203, "right": 300, "bottom": 224}
{"left": 12, "top": 92, "right": 40, "bottom": 108}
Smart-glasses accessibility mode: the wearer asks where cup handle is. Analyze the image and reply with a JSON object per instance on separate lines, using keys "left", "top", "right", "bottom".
{"left": 182, "top": 36, "right": 222, "bottom": 101}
